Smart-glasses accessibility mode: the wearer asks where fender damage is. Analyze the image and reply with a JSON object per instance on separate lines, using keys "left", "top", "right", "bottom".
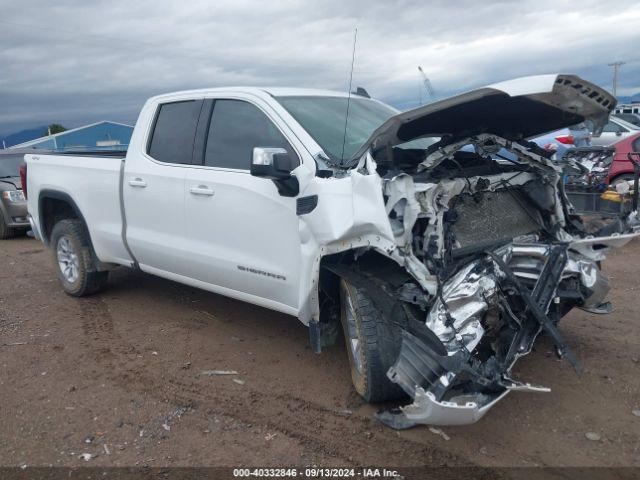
{"left": 313, "top": 74, "right": 640, "bottom": 427}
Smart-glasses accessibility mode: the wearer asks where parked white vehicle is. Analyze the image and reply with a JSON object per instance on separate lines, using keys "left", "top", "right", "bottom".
{"left": 591, "top": 115, "right": 640, "bottom": 146}
{"left": 24, "top": 74, "right": 639, "bottom": 428}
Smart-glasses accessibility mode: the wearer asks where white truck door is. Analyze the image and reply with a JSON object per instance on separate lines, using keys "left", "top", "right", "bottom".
{"left": 184, "top": 98, "right": 302, "bottom": 313}
{"left": 123, "top": 99, "right": 203, "bottom": 274}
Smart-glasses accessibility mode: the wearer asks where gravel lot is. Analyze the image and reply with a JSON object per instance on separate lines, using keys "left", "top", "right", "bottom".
{"left": 1, "top": 236, "right": 639, "bottom": 471}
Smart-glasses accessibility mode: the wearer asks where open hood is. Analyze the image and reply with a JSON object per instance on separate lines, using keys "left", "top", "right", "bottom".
{"left": 351, "top": 74, "right": 616, "bottom": 162}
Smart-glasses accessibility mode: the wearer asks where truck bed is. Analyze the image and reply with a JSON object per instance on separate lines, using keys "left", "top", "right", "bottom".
{"left": 33, "top": 149, "right": 127, "bottom": 159}
{"left": 25, "top": 151, "right": 132, "bottom": 266}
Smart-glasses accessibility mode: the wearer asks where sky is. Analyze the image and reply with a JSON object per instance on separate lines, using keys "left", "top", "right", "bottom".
{"left": 1, "top": 0, "right": 639, "bottom": 135}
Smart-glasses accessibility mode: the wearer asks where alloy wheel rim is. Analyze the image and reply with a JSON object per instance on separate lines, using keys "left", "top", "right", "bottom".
{"left": 56, "top": 236, "right": 79, "bottom": 283}
{"left": 344, "top": 292, "right": 364, "bottom": 375}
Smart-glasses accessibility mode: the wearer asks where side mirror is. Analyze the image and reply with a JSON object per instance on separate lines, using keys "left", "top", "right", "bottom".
{"left": 250, "top": 147, "right": 300, "bottom": 197}
{"left": 251, "top": 147, "right": 296, "bottom": 180}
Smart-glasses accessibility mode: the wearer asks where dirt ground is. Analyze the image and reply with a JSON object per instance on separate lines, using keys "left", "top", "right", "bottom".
{"left": 1, "top": 236, "right": 639, "bottom": 472}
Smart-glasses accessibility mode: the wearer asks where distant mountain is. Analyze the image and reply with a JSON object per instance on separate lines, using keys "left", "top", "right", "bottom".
{"left": 618, "top": 93, "right": 640, "bottom": 104}
{"left": 0, "top": 125, "right": 48, "bottom": 148}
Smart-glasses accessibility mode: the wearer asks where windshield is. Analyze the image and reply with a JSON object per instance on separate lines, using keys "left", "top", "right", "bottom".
{"left": 0, "top": 154, "right": 24, "bottom": 178}
{"left": 613, "top": 116, "right": 640, "bottom": 131}
{"left": 276, "top": 96, "right": 403, "bottom": 161}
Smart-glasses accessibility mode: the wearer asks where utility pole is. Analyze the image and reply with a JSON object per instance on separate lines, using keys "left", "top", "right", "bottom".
{"left": 608, "top": 61, "right": 625, "bottom": 98}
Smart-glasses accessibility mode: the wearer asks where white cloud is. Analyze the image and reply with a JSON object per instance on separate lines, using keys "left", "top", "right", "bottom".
{"left": 0, "top": 0, "right": 638, "bottom": 133}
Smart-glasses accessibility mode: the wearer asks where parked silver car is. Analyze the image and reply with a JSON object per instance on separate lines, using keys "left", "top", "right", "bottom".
{"left": 0, "top": 149, "right": 30, "bottom": 238}
{"left": 591, "top": 116, "right": 640, "bottom": 146}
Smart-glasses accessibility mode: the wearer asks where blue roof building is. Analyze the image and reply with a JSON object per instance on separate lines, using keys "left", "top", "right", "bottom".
{"left": 10, "top": 121, "right": 133, "bottom": 151}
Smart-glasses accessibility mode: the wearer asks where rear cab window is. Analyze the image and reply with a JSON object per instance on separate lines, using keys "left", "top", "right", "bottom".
{"left": 148, "top": 100, "right": 203, "bottom": 164}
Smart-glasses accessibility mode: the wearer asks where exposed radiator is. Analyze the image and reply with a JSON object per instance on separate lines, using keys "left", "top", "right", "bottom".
{"left": 450, "top": 189, "right": 541, "bottom": 252}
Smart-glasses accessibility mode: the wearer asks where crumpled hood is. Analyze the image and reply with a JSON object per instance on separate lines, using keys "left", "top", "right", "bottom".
{"left": 351, "top": 74, "right": 616, "bottom": 162}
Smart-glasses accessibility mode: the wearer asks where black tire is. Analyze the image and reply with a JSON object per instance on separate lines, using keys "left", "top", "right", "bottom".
{"left": 0, "top": 210, "right": 17, "bottom": 239}
{"left": 50, "top": 219, "right": 108, "bottom": 297}
{"left": 339, "top": 278, "right": 405, "bottom": 402}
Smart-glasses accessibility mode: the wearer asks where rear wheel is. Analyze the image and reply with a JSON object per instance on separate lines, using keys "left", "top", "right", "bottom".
{"left": 0, "top": 210, "right": 17, "bottom": 239}
{"left": 339, "top": 279, "right": 404, "bottom": 402}
{"left": 50, "top": 219, "right": 108, "bottom": 296}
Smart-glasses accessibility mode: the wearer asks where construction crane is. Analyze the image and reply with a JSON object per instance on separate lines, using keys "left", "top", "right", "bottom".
{"left": 418, "top": 66, "right": 436, "bottom": 104}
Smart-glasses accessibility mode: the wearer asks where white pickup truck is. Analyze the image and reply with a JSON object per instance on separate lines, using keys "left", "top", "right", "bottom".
{"left": 24, "top": 74, "right": 639, "bottom": 428}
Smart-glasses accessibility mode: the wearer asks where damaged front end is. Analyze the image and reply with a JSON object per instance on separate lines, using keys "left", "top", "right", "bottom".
{"left": 316, "top": 74, "right": 638, "bottom": 427}
{"left": 373, "top": 130, "right": 640, "bottom": 427}
{"left": 370, "top": 129, "right": 639, "bottom": 427}
{"left": 377, "top": 242, "right": 612, "bottom": 428}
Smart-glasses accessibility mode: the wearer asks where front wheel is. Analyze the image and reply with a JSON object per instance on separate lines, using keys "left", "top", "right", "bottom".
{"left": 50, "top": 219, "right": 108, "bottom": 296}
{"left": 339, "top": 279, "right": 405, "bottom": 402}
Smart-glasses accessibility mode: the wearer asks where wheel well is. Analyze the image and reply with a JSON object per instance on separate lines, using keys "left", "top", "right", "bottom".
{"left": 317, "top": 249, "right": 438, "bottom": 356}
{"left": 39, "top": 192, "right": 85, "bottom": 245}
{"left": 318, "top": 249, "right": 413, "bottom": 334}
{"left": 320, "top": 249, "right": 411, "bottom": 287}
{"left": 317, "top": 262, "right": 342, "bottom": 348}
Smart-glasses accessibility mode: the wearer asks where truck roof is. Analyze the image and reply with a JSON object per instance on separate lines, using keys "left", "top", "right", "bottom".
{"left": 148, "top": 86, "right": 355, "bottom": 103}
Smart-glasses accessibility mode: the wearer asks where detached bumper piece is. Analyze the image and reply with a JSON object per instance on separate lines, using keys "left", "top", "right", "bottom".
{"left": 378, "top": 243, "right": 590, "bottom": 429}
{"left": 377, "top": 386, "right": 510, "bottom": 429}
{"left": 377, "top": 330, "right": 511, "bottom": 428}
